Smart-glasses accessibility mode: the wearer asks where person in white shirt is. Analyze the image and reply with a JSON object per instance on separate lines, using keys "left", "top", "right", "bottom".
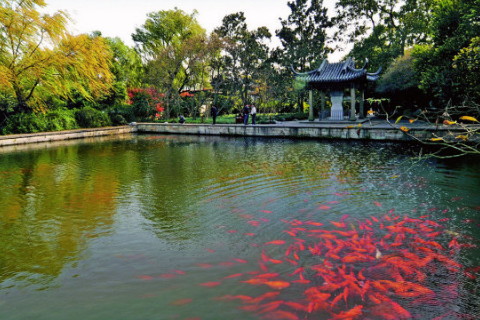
{"left": 250, "top": 105, "right": 257, "bottom": 125}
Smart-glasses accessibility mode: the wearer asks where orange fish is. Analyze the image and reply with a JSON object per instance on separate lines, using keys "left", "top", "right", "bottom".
{"left": 317, "top": 205, "right": 331, "bottom": 210}
{"left": 257, "top": 300, "right": 283, "bottom": 312}
{"left": 283, "top": 301, "right": 308, "bottom": 312}
{"left": 233, "top": 258, "right": 248, "bottom": 263}
{"left": 242, "top": 278, "right": 267, "bottom": 285}
{"left": 249, "top": 291, "right": 281, "bottom": 304}
{"left": 330, "top": 221, "right": 346, "bottom": 228}
{"left": 256, "top": 272, "right": 280, "bottom": 279}
{"left": 223, "top": 273, "right": 243, "bottom": 279}
{"left": 263, "top": 310, "right": 299, "bottom": 320}
{"left": 330, "top": 305, "right": 363, "bottom": 319}
{"left": 264, "top": 281, "right": 290, "bottom": 290}
{"left": 265, "top": 240, "right": 286, "bottom": 245}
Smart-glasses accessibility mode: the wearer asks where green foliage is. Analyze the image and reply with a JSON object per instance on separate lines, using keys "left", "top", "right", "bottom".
{"left": 412, "top": 0, "right": 480, "bottom": 105}
{"left": 1, "top": 109, "right": 78, "bottom": 134}
{"left": 75, "top": 107, "right": 111, "bottom": 128}
{"left": 276, "top": 0, "right": 332, "bottom": 71}
{"left": 214, "top": 12, "right": 271, "bottom": 107}
{"left": 107, "top": 104, "right": 135, "bottom": 124}
{"left": 377, "top": 50, "right": 419, "bottom": 93}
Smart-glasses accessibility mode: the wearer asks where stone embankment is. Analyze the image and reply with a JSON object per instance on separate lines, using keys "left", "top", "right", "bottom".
{"left": 0, "top": 126, "right": 136, "bottom": 148}
{"left": 0, "top": 119, "right": 477, "bottom": 148}
{"left": 136, "top": 120, "right": 473, "bottom": 142}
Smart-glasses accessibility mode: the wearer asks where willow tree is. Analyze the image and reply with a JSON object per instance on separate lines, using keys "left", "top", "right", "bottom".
{"left": 0, "top": 0, "right": 113, "bottom": 114}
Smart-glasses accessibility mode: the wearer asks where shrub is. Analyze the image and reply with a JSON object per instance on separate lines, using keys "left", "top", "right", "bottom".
{"left": 75, "top": 107, "right": 111, "bottom": 128}
{"left": 108, "top": 104, "right": 135, "bottom": 124}
{"left": 44, "top": 109, "right": 78, "bottom": 131}
{"left": 1, "top": 113, "right": 48, "bottom": 134}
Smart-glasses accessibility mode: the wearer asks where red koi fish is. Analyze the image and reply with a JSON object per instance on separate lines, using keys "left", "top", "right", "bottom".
{"left": 224, "top": 273, "right": 243, "bottom": 279}
{"left": 262, "top": 310, "right": 299, "bottom": 320}
{"left": 242, "top": 278, "right": 267, "bottom": 285}
{"left": 304, "top": 287, "right": 331, "bottom": 301}
{"left": 256, "top": 272, "right": 280, "bottom": 279}
{"left": 306, "top": 221, "right": 324, "bottom": 226}
{"left": 317, "top": 205, "right": 331, "bottom": 210}
{"left": 330, "top": 221, "right": 346, "bottom": 228}
{"left": 265, "top": 240, "right": 286, "bottom": 245}
{"left": 260, "top": 210, "right": 273, "bottom": 213}
{"left": 264, "top": 281, "right": 291, "bottom": 290}
{"left": 233, "top": 258, "right": 248, "bottom": 263}
{"left": 247, "top": 220, "right": 261, "bottom": 227}
{"left": 249, "top": 291, "right": 281, "bottom": 304}
{"left": 330, "top": 291, "right": 345, "bottom": 307}
{"left": 216, "top": 294, "right": 252, "bottom": 302}
{"left": 330, "top": 305, "right": 363, "bottom": 319}
{"left": 283, "top": 301, "right": 308, "bottom": 312}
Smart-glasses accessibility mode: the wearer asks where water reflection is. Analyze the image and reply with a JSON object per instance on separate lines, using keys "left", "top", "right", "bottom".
{"left": 0, "top": 134, "right": 478, "bottom": 319}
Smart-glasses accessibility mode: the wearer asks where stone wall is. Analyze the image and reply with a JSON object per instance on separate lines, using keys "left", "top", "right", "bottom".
{"left": 0, "top": 126, "right": 136, "bottom": 147}
{"left": 135, "top": 123, "right": 443, "bottom": 141}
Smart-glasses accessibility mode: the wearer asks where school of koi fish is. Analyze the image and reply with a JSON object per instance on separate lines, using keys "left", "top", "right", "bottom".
{"left": 139, "top": 203, "right": 479, "bottom": 320}
{"left": 215, "top": 210, "right": 478, "bottom": 320}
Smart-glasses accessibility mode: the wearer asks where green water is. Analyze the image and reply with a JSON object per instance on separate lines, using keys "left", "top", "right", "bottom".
{"left": 0, "top": 134, "right": 479, "bottom": 320}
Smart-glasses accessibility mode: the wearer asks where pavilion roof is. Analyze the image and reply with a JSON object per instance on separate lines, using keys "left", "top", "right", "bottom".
{"left": 292, "top": 58, "right": 381, "bottom": 89}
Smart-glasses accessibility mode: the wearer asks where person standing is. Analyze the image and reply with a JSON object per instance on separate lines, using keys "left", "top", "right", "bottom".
{"left": 211, "top": 105, "right": 218, "bottom": 125}
{"left": 242, "top": 105, "right": 250, "bottom": 125}
{"left": 250, "top": 104, "right": 257, "bottom": 125}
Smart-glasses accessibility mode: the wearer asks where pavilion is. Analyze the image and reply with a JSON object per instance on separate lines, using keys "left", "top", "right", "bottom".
{"left": 292, "top": 58, "right": 381, "bottom": 121}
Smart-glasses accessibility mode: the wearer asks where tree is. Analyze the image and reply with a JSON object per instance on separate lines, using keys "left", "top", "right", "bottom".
{"left": 214, "top": 12, "right": 272, "bottom": 109}
{"left": 132, "top": 9, "right": 218, "bottom": 118}
{"left": 99, "top": 35, "right": 144, "bottom": 107}
{"left": 412, "top": 0, "right": 480, "bottom": 106}
{"left": 0, "top": 0, "right": 113, "bottom": 114}
{"left": 335, "top": 0, "right": 434, "bottom": 70}
{"left": 275, "top": 0, "right": 332, "bottom": 113}
{"left": 277, "top": 0, "right": 332, "bottom": 72}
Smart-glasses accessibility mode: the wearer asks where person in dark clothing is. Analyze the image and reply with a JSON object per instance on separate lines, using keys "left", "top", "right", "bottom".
{"left": 242, "top": 105, "right": 250, "bottom": 125}
{"left": 211, "top": 105, "right": 218, "bottom": 125}
{"left": 179, "top": 115, "right": 185, "bottom": 124}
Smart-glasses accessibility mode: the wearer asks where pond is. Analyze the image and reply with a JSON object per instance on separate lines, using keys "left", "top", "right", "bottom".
{"left": 0, "top": 134, "right": 479, "bottom": 320}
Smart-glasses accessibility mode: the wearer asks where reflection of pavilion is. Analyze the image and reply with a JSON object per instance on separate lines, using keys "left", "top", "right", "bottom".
{"left": 293, "top": 58, "right": 381, "bottom": 121}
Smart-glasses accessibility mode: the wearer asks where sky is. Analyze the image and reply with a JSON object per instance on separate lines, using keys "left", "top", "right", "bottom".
{"left": 44, "top": 0, "right": 345, "bottom": 61}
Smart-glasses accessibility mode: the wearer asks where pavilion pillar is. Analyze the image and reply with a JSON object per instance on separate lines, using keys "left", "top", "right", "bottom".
{"left": 308, "top": 90, "right": 314, "bottom": 121}
{"left": 349, "top": 85, "right": 356, "bottom": 121}
{"left": 359, "top": 89, "right": 365, "bottom": 119}
{"left": 320, "top": 91, "right": 326, "bottom": 120}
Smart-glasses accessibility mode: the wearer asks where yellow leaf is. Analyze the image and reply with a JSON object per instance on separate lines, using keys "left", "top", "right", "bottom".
{"left": 395, "top": 116, "right": 403, "bottom": 124}
{"left": 400, "top": 126, "right": 410, "bottom": 132}
{"left": 367, "top": 109, "right": 374, "bottom": 115}
{"left": 455, "top": 135, "right": 468, "bottom": 141}
{"left": 459, "top": 116, "right": 479, "bottom": 122}
{"left": 346, "top": 125, "right": 354, "bottom": 129}
{"left": 409, "top": 119, "right": 417, "bottom": 123}
{"left": 430, "top": 137, "right": 444, "bottom": 141}
{"left": 443, "top": 120, "right": 457, "bottom": 125}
